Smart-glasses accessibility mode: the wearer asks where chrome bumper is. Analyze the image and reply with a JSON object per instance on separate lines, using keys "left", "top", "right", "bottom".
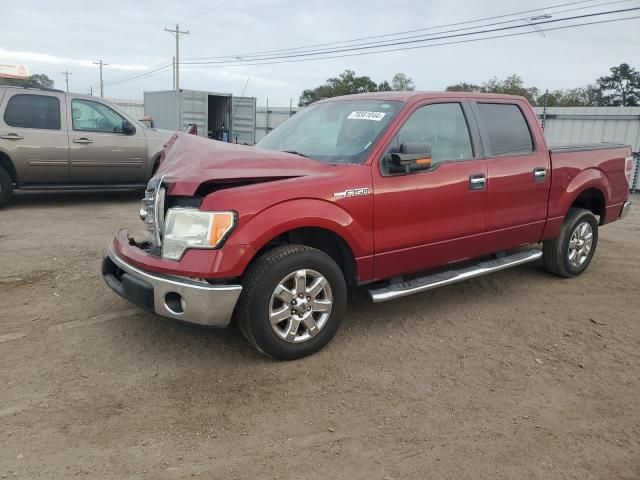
{"left": 620, "top": 201, "right": 631, "bottom": 219}
{"left": 102, "top": 247, "right": 242, "bottom": 327}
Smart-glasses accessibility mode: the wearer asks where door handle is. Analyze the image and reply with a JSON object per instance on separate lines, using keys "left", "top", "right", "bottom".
{"left": 469, "top": 174, "right": 487, "bottom": 191}
{"left": 73, "top": 137, "right": 93, "bottom": 144}
{"left": 533, "top": 167, "right": 547, "bottom": 182}
{"left": 0, "top": 133, "right": 24, "bottom": 140}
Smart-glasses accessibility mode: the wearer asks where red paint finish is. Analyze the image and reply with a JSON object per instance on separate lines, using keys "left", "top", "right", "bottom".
{"left": 112, "top": 229, "right": 256, "bottom": 279}
{"left": 108, "top": 92, "right": 631, "bottom": 285}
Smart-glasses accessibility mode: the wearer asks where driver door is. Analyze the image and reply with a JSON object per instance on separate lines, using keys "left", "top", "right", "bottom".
{"left": 372, "top": 100, "right": 487, "bottom": 279}
{"left": 68, "top": 97, "right": 148, "bottom": 183}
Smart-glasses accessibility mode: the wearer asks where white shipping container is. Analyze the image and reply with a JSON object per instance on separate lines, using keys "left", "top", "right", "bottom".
{"left": 143, "top": 89, "right": 256, "bottom": 144}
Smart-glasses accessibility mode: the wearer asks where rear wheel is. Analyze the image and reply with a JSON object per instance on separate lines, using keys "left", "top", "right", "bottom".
{"left": 0, "top": 167, "right": 13, "bottom": 208}
{"left": 236, "top": 245, "right": 347, "bottom": 360}
{"left": 543, "top": 207, "right": 598, "bottom": 278}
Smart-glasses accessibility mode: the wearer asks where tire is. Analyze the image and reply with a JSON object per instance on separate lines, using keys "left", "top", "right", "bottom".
{"left": 0, "top": 166, "right": 13, "bottom": 208}
{"left": 543, "top": 207, "right": 599, "bottom": 278}
{"left": 235, "top": 245, "right": 347, "bottom": 360}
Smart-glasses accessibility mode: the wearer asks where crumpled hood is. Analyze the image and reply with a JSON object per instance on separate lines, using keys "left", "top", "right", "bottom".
{"left": 156, "top": 132, "right": 332, "bottom": 196}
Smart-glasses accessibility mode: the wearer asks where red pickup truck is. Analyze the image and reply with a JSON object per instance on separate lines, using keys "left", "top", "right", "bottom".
{"left": 102, "top": 92, "right": 633, "bottom": 360}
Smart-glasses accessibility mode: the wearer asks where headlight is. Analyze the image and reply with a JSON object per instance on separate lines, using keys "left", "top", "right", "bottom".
{"left": 161, "top": 208, "right": 236, "bottom": 260}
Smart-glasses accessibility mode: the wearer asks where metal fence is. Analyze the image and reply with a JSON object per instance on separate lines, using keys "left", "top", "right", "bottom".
{"left": 256, "top": 106, "right": 300, "bottom": 142}
{"left": 110, "top": 98, "right": 145, "bottom": 120}
{"left": 534, "top": 106, "right": 640, "bottom": 192}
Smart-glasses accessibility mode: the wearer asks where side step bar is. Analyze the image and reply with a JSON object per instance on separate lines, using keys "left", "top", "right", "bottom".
{"left": 369, "top": 249, "right": 543, "bottom": 303}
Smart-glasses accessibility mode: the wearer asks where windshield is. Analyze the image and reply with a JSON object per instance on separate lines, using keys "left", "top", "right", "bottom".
{"left": 255, "top": 99, "right": 402, "bottom": 164}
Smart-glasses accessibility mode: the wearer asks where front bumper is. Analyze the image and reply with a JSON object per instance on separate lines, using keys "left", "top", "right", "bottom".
{"left": 102, "top": 247, "right": 242, "bottom": 327}
{"left": 620, "top": 201, "right": 631, "bottom": 219}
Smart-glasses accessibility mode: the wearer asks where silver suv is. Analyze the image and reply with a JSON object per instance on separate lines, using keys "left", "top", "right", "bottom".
{"left": 0, "top": 86, "right": 174, "bottom": 207}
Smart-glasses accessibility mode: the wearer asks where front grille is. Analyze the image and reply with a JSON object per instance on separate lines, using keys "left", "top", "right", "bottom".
{"left": 140, "top": 176, "right": 166, "bottom": 251}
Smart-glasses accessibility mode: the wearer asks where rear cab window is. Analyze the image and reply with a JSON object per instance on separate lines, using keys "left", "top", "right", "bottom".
{"left": 476, "top": 103, "right": 534, "bottom": 156}
{"left": 4, "top": 94, "right": 61, "bottom": 130}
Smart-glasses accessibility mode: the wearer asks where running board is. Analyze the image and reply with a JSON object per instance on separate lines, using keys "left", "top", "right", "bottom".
{"left": 369, "top": 250, "right": 543, "bottom": 303}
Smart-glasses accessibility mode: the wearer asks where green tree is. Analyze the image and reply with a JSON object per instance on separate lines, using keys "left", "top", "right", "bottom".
{"left": 596, "top": 63, "right": 640, "bottom": 106}
{"left": 0, "top": 73, "right": 55, "bottom": 89}
{"left": 298, "top": 71, "right": 415, "bottom": 106}
{"left": 445, "top": 82, "right": 481, "bottom": 92}
{"left": 378, "top": 80, "right": 393, "bottom": 91}
{"left": 391, "top": 73, "right": 415, "bottom": 91}
{"left": 299, "top": 70, "right": 379, "bottom": 106}
{"left": 482, "top": 74, "right": 539, "bottom": 105}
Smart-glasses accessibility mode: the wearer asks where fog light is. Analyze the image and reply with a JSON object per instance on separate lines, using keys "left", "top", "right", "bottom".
{"left": 165, "top": 292, "right": 185, "bottom": 314}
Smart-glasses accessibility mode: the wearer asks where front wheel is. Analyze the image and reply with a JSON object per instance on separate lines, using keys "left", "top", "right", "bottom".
{"left": 235, "top": 245, "right": 347, "bottom": 360}
{"left": 543, "top": 207, "right": 599, "bottom": 278}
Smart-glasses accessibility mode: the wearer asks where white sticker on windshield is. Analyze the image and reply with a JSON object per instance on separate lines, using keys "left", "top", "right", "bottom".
{"left": 347, "top": 111, "right": 387, "bottom": 121}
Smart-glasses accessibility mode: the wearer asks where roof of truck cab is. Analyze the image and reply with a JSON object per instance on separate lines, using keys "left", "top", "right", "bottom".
{"left": 318, "top": 91, "right": 529, "bottom": 103}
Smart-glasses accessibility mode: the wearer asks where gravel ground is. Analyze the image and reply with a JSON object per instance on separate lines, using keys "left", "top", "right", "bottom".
{"left": 1, "top": 190, "right": 639, "bottom": 479}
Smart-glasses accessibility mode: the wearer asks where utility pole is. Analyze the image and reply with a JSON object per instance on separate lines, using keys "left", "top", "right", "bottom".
{"left": 93, "top": 59, "right": 109, "bottom": 97}
{"left": 61, "top": 70, "right": 72, "bottom": 92}
{"left": 89, "top": 86, "right": 93, "bottom": 96}
{"left": 172, "top": 56, "right": 176, "bottom": 90}
{"left": 164, "top": 24, "right": 189, "bottom": 90}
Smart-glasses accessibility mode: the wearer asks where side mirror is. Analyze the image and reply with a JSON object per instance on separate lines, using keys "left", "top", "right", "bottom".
{"left": 122, "top": 120, "right": 136, "bottom": 135}
{"left": 385, "top": 142, "right": 432, "bottom": 173}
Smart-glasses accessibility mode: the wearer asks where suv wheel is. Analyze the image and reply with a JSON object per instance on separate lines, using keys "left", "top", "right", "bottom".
{"left": 236, "top": 245, "right": 347, "bottom": 360}
{"left": 543, "top": 207, "right": 599, "bottom": 278}
{"left": 0, "top": 167, "right": 13, "bottom": 208}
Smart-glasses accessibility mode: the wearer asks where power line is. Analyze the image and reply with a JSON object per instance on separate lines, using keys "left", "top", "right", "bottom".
{"left": 180, "top": 14, "right": 640, "bottom": 70}
{"left": 103, "top": 63, "right": 173, "bottom": 86}
{"left": 183, "top": 0, "right": 237, "bottom": 21}
{"left": 181, "top": 7, "right": 640, "bottom": 66}
{"left": 184, "top": 0, "right": 622, "bottom": 61}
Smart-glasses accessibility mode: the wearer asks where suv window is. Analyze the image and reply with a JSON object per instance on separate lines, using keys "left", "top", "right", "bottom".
{"left": 476, "top": 103, "right": 534, "bottom": 156}
{"left": 395, "top": 103, "right": 474, "bottom": 164}
{"left": 4, "top": 94, "right": 61, "bottom": 130}
{"left": 71, "top": 99, "right": 127, "bottom": 134}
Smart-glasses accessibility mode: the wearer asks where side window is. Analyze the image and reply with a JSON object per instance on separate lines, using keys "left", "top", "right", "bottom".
{"left": 476, "top": 103, "right": 534, "bottom": 156}
{"left": 71, "top": 99, "right": 126, "bottom": 133}
{"left": 395, "top": 103, "right": 474, "bottom": 165}
{"left": 4, "top": 94, "right": 61, "bottom": 130}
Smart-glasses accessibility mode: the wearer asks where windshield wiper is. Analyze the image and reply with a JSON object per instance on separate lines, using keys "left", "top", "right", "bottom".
{"left": 281, "top": 150, "right": 310, "bottom": 158}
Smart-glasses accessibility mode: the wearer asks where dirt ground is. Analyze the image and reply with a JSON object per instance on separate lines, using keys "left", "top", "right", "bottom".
{"left": 1, "top": 190, "right": 639, "bottom": 480}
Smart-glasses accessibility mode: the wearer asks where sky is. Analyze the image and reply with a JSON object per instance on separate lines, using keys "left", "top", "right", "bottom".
{"left": 1, "top": 0, "right": 639, "bottom": 106}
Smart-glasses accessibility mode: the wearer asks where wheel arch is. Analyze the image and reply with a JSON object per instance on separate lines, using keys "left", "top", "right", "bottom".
{"left": 569, "top": 187, "right": 606, "bottom": 224}
{"left": 0, "top": 150, "right": 17, "bottom": 184}
{"left": 564, "top": 168, "right": 611, "bottom": 224}
{"left": 230, "top": 199, "right": 372, "bottom": 286}
{"left": 252, "top": 226, "right": 359, "bottom": 286}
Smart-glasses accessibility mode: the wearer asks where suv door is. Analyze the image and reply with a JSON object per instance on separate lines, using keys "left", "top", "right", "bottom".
{"left": 471, "top": 101, "right": 551, "bottom": 251}
{"left": 372, "top": 100, "right": 487, "bottom": 279}
{"left": 0, "top": 91, "right": 69, "bottom": 183}
{"left": 68, "top": 97, "right": 148, "bottom": 183}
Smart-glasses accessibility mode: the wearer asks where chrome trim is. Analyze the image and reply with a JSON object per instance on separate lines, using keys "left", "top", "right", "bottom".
{"left": 369, "top": 250, "right": 543, "bottom": 303}
{"left": 105, "top": 247, "right": 242, "bottom": 327}
{"left": 620, "top": 201, "right": 631, "bottom": 219}
{"left": 152, "top": 176, "right": 166, "bottom": 247}
{"left": 533, "top": 167, "right": 547, "bottom": 182}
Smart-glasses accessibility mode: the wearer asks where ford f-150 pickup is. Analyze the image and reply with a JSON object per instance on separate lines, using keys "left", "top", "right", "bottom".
{"left": 102, "top": 91, "right": 633, "bottom": 360}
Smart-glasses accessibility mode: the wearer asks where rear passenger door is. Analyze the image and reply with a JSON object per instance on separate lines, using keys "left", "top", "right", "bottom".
{"left": 0, "top": 91, "right": 69, "bottom": 183}
{"left": 472, "top": 101, "right": 551, "bottom": 252}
